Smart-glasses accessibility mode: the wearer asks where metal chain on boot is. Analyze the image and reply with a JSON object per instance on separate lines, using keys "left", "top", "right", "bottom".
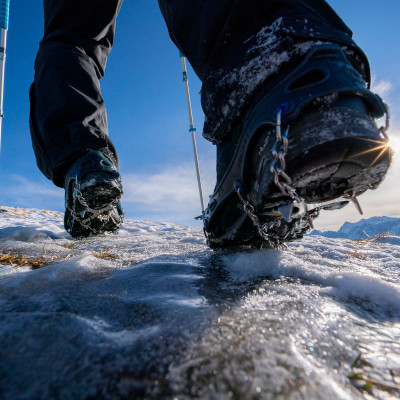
{"left": 66, "top": 178, "right": 123, "bottom": 235}
{"left": 235, "top": 187, "right": 282, "bottom": 247}
{"left": 269, "top": 107, "right": 303, "bottom": 204}
{"left": 235, "top": 105, "right": 310, "bottom": 246}
{"left": 233, "top": 100, "right": 391, "bottom": 247}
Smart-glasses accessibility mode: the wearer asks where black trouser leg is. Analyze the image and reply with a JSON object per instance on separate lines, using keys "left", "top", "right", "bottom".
{"left": 31, "top": 0, "right": 367, "bottom": 187}
{"left": 157, "top": 0, "right": 367, "bottom": 144}
{"left": 30, "top": 0, "right": 123, "bottom": 187}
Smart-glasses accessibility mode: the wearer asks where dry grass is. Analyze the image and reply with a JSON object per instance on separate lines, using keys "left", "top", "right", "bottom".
{"left": 0, "top": 207, "right": 62, "bottom": 219}
{"left": 347, "top": 249, "right": 369, "bottom": 261}
{"left": 1, "top": 239, "right": 122, "bottom": 270}
{"left": 347, "top": 232, "right": 397, "bottom": 261}
{"left": 0, "top": 247, "right": 121, "bottom": 268}
{"left": 353, "top": 232, "right": 392, "bottom": 244}
{"left": 349, "top": 353, "right": 400, "bottom": 395}
{"left": 92, "top": 248, "right": 119, "bottom": 261}
{"left": 64, "top": 242, "right": 82, "bottom": 249}
{"left": 0, "top": 251, "right": 56, "bottom": 269}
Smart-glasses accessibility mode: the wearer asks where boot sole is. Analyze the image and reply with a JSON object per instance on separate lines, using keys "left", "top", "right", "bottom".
{"left": 289, "top": 136, "right": 391, "bottom": 203}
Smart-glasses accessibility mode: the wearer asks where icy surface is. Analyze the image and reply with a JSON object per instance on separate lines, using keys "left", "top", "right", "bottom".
{"left": 0, "top": 207, "right": 399, "bottom": 399}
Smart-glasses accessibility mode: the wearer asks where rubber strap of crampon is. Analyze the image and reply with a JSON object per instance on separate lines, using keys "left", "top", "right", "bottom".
{"left": 67, "top": 150, "right": 120, "bottom": 182}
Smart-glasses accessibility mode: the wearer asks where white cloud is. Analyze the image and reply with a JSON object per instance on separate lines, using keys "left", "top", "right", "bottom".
{"left": 4, "top": 174, "right": 63, "bottom": 201}
{"left": 371, "top": 76, "right": 392, "bottom": 100}
{"left": 0, "top": 164, "right": 217, "bottom": 226}
{"left": 121, "top": 159, "right": 216, "bottom": 224}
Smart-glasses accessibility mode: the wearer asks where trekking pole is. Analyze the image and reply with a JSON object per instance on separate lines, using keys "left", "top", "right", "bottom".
{"left": 179, "top": 52, "right": 205, "bottom": 216}
{"left": 0, "top": 0, "right": 10, "bottom": 151}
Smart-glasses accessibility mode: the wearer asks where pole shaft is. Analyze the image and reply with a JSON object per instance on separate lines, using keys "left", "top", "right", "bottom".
{"left": 0, "top": 0, "right": 9, "bottom": 151}
{"left": 190, "top": 129, "right": 205, "bottom": 212}
{"left": 0, "top": 27, "right": 7, "bottom": 150}
{"left": 179, "top": 54, "right": 205, "bottom": 213}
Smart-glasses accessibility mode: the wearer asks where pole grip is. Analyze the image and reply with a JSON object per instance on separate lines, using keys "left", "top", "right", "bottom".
{"left": 0, "top": 0, "right": 10, "bottom": 30}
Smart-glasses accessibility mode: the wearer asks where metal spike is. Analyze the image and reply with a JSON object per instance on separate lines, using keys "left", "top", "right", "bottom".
{"left": 350, "top": 196, "right": 364, "bottom": 215}
{"left": 304, "top": 203, "right": 314, "bottom": 229}
{"left": 278, "top": 202, "right": 293, "bottom": 222}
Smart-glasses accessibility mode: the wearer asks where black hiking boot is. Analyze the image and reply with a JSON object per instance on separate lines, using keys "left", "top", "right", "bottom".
{"left": 64, "top": 149, "right": 124, "bottom": 238}
{"left": 204, "top": 44, "right": 391, "bottom": 249}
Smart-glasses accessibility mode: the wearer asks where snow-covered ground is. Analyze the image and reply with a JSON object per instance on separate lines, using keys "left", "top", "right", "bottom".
{"left": 0, "top": 206, "right": 399, "bottom": 399}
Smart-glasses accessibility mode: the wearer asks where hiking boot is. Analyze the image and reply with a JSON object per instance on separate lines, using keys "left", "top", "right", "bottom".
{"left": 203, "top": 44, "right": 391, "bottom": 249}
{"left": 64, "top": 149, "right": 124, "bottom": 238}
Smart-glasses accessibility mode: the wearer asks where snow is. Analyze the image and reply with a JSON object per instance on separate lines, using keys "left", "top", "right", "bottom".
{"left": 0, "top": 206, "right": 399, "bottom": 399}
{"left": 206, "top": 18, "right": 325, "bottom": 139}
{"left": 79, "top": 177, "right": 97, "bottom": 189}
{"left": 225, "top": 249, "right": 400, "bottom": 309}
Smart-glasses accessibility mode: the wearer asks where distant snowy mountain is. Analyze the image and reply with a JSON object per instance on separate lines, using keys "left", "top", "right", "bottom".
{"left": 310, "top": 216, "right": 400, "bottom": 240}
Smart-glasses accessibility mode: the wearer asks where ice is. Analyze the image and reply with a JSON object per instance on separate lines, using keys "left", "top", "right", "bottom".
{"left": 0, "top": 206, "right": 399, "bottom": 399}
{"left": 209, "top": 17, "right": 323, "bottom": 137}
{"left": 223, "top": 246, "right": 400, "bottom": 317}
{"left": 0, "top": 226, "right": 56, "bottom": 242}
{"left": 80, "top": 178, "right": 97, "bottom": 189}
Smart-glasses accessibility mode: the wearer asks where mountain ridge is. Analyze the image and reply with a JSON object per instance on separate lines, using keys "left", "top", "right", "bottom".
{"left": 310, "top": 216, "right": 400, "bottom": 239}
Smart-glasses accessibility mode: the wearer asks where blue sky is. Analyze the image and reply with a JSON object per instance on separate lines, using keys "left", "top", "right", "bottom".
{"left": 0, "top": 0, "right": 399, "bottom": 231}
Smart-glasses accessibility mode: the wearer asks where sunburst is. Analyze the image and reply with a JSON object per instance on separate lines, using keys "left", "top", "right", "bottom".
{"left": 346, "top": 137, "right": 392, "bottom": 169}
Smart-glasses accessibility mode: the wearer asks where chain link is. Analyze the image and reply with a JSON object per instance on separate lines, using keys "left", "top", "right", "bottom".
{"left": 235, "top": 187, "right": 281, "bottom": 247}
{"left": 66, "top": 178, "right": 123, "bottom": 235}
{"left": 235, "top": 107, "right": 310, "bottom": 246}
{"left": 269, "top": 109, "right": 304, "bottom": 204}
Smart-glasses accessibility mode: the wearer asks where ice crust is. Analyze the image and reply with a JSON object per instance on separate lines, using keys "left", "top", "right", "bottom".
{"left": 0, "top": 206, "right": 399, "bottom": 399}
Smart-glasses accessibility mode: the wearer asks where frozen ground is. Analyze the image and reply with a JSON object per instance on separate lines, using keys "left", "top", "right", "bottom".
{"left": 0, "top": 206, "right": 399, "bottom": 399}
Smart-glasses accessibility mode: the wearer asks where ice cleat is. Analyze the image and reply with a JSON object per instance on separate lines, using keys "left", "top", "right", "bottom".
{"left": 204, "top": 44, "right": 392, "bottom": 249}
{"left": 64, "top": 149, "right": 124, "bottom": 238}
